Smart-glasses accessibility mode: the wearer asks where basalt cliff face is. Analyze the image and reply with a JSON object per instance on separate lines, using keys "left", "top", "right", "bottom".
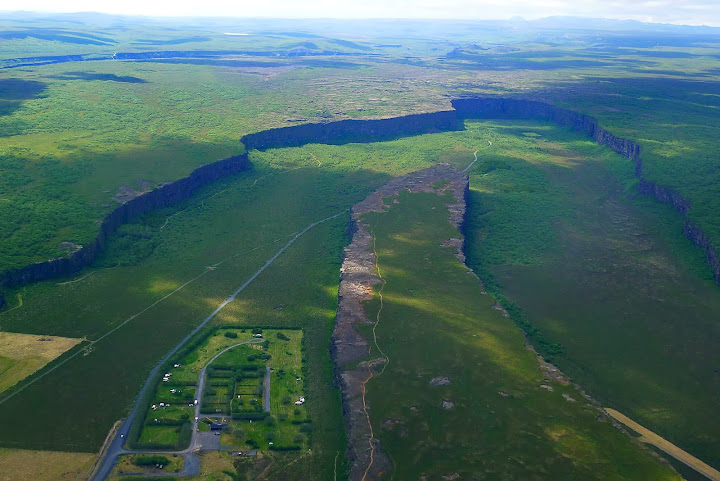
{"left": 2, "top": 96, "right": 717, "bottom": 304}
{"left": 0, "top": 154, "right": 250, "bottom": 289}
{"left": 240, "top": 110, "right": 460, "bottom": 150}
{"left": 452, "top": 98, "right": 642, "bottom": 167}
{"left": 452, "top": 97, "right": 719, "bottom": 284}
{"left": 331, "top": 164, "right": 469, "bottom": 481}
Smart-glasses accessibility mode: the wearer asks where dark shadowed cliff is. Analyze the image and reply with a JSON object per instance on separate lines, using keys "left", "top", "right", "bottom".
{"left": 2, "top": 96, "right": 717, "bottom": 303}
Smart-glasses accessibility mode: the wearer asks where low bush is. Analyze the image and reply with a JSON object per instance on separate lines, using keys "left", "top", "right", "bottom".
{"left": 269, "top": 445, "right": 301, "bottom": 451}
{"left": 133, "top": 455, "right": 170, "bottom": 467}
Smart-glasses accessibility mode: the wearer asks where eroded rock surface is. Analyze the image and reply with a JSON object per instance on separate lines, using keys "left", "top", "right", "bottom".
{"left": 331, "top": 163, "right": 468, "bottom": 481}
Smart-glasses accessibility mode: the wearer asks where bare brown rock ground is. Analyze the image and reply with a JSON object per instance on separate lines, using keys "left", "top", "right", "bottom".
{"left": 331, "top": 163, "right": 468, "bottom": 481}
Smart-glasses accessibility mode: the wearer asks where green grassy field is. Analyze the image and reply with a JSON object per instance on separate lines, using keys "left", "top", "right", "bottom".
{"left": 135, "top": 327, "right": 307, "bottom": 451}
{"left": 0, "top": 158, "right": 361, "bottom": 473}
{"left": 461, "top": 120, "right": 720, "bottom": 467}
{"left": 2, "top": 28, "right": 718, "bottom": 276}
{"left": 358, "top": 188, "right": 679, "bottom": 480}
{"left": 0, "top": 17, "right": 719, "bottom": 480}
{"left": 1, "top": 118, "right": 718, "bottom": 476}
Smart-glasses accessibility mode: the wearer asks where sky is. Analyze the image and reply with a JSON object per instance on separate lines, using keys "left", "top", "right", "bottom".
{"left": 10, "top": 0, "right": 720, "bottom": 27}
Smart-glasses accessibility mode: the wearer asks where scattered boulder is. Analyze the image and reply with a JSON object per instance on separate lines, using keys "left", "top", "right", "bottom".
{"left": 441, "top": 399, "right": 455, "bottom": 410}
{"left": 382, "top": 418, "right": 405, "bottom": 430}
{"left": 429, "top": 376, "right": 451, "bottom": 386}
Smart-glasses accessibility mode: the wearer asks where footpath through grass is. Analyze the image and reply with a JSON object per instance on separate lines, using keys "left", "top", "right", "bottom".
{"left": 358, "top": 189, "right": 679, "bottom": 480}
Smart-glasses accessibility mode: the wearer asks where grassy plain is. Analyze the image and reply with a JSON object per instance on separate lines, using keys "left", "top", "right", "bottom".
{"left": 0, "top": 331, "right": 82, "bottom": 393}
{"left": 460, "top": 120, "right": 720, "bottom": 468}
{"left": 0, "top": 448, "right": 95, "bottom": 481}
{"left": 0, "top": 117, "right": 718, "bottom": 474}
{"left": 0, "top": 19, "right": 719, "bottom": 480}
{"left": 190, "top": 451, "right": 236, "bottom": 481}
{"left": 358, "top": 189, "right": 679, "bottom": 480}
{"left": 0, "top": 109, "right": 716, "bottom": 477}
{"left": 0, "top": 58, "right": 449, "bottom": 272}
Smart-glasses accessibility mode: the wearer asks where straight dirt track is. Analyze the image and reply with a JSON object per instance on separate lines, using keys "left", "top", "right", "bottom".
{"left": 605, "top": 408, "right": 720, "bottom": 481}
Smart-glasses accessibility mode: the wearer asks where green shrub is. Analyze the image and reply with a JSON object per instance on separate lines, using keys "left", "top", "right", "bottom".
{"left": 269, "top": 445, "right": 301, "bottom": 451}
{"left": 133, "top": 455, "right": 170, "bottom": 467}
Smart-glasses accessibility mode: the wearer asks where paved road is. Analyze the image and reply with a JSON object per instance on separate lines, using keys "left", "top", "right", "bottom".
{"left": 90, "top": 211, "right": 346, "bottom": 481}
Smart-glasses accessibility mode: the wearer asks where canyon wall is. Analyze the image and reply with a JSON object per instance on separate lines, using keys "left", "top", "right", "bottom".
{"left": 0, "top": 154, "right": 250, "bottom": 289}
{"left": 452, "top": 97, "right": 719, "bottom": 284}
{"left": 240, "top": 110, "right": 460, "bottom": 150}
{"left": 2, "top": 95, "right": 717, "bottom": 302}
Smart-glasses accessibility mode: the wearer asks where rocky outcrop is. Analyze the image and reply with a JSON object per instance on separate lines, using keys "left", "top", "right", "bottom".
{"left": 331, "top": 164, "right": 468, "bottom": 481}
{"left": 683, "top": 221, "right": 720, "bottom": 283}
{"left": 0, "top": 154, "right": 250, "bottom": 289}
{"left": 452, "top": 97, "right": 642, "bottom": 166}
{"left": 637, "top": 178, "right": 690, "bottom": 215}
{"left": 452, "top": 97, "right": 718, "bottom": 284}
{"left": 241, "top": 110, "right": 460, "bottom": 150}
{"left": 2, "top": 95, "right": 716, "bottom": 304}
{"left": 242, "top": 95, "right": 717, "bottom": 283}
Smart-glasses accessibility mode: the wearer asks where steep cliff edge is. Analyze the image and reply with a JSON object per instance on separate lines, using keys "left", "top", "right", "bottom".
{"left": 241, "top": 110, "right": 460, "bottom": 150}
{"left": 0, "top": 154, "right": 250, "bottom": 290}
{"left": 452, "top": 97, "right": 719, "bottom": 285}
{"left": 331, "top": 164, "right": 468, "bottom": 481}
{"left": 3, "top": 95, "right": 716, "bottom": 307}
